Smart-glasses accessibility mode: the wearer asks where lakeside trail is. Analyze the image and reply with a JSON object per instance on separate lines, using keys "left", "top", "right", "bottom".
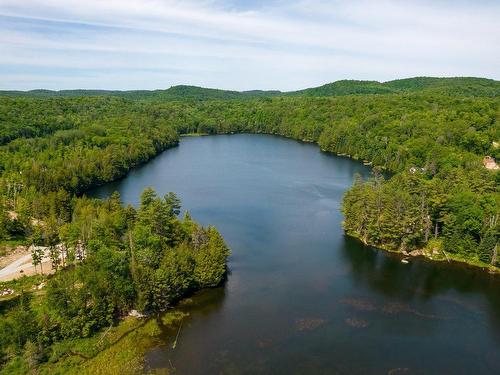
{"left": 0, "top": 246, "right": 52, "bottom": 281}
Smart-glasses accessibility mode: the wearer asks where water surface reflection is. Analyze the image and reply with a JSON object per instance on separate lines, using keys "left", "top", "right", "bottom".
{"left": 90, "top": 135, "right": 500, "bottom": 374}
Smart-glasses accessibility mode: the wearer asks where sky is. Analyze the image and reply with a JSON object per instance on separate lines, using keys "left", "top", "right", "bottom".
{"left": 0, "top": 0, "right": 499, "bottom": 91}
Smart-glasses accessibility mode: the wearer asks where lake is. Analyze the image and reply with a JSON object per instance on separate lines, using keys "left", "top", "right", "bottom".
{"left": 89, "top": 134, "right": 500, "bottom": 375}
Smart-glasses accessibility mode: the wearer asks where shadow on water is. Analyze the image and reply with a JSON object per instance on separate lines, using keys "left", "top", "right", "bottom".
{"left": 340, "top": 236, "right": 500, "bottom": 341}
{"left": 144, "top": 286, "right": 227, "bottom": 373}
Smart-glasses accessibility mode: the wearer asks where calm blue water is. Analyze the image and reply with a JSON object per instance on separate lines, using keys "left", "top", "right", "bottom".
{"left": 90, "top": 134, "right": 500, "bottom": 375}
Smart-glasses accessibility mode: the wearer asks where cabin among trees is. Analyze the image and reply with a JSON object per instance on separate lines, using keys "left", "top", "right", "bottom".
{"left": 483, "top": 156, "right": 499, "bottom": 170}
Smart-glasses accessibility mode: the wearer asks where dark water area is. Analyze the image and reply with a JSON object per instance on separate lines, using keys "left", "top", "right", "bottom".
{"left": 89, "top": 134, "right": 500, "bottom": 375}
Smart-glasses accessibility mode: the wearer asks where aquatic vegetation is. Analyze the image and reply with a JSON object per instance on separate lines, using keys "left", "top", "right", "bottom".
{"left": 295, "top": 318, "right": 327, "bottom": 331}
{"left": 344, "top": 318, "right": 369, "bottom": 328}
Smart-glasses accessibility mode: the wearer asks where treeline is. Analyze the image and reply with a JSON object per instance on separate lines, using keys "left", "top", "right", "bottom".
{"left": 0, "top": 189, "right": 230, "bottom": 372}
{"left": 0, "top": 95, "right": 230, "bottom": 373}
{"left": 2, "top": 77, "right": 499, "bottom": 101}
{"left": 342, "top": 173, "right": 498, "bottom": 265}
{"left": 179, "top": 95, "right": 497, "bottom": 266}
{"left": 0, "top": 97, "right": 133, "bottom": 145}
{"left": 153, "top": 94, "right": 498, "bottom": 266}
{"left": 0, "top": 97, "right": 178, "bottom": 241}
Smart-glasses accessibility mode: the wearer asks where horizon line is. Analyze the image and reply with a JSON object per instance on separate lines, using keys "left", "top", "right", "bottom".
{"left": 1, "top": 75, "right": 498, "bottom": 93}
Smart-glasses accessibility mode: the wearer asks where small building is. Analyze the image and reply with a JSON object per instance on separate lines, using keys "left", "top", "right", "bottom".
{"left": 483, "top": 156, "right": 499, "bottom": 170}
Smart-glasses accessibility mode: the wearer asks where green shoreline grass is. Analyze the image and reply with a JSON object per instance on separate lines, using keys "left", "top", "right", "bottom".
{"left": 31, "top": 311, "right": 185, "bottom": 375}
{"left": 0, "top": 273, "right": 188, "bottom": 375}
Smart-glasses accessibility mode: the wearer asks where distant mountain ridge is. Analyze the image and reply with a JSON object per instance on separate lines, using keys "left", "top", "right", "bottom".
{"left": 1, "top": 77, "right": 499, "bottom": 99}
{"left": 289, "top": 77, "right": 500, "bottom": 97}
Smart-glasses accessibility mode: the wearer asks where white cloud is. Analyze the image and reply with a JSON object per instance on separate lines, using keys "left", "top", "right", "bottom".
{"left": 0, "top": 0, "right": 498, "bottom": 90}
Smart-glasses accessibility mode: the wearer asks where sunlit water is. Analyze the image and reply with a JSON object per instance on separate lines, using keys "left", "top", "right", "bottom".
{"left": 90, "top": 134, "right": 500, "bottom": 375}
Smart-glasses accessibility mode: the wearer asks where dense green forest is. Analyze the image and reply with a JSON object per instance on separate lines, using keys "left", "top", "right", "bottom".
{"left": 1, "top": 78, "right": 498, "bottom": 264}
{"left": 0, "top": 188, "right": 230, "bottom": 373}
{"left": 0, "top": 76, "right": 499, "bottom": 372}
{"left": 0, "top": 97, "right": 229, "bottom": 372}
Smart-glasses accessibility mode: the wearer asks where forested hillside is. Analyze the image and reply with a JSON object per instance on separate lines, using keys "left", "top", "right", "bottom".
{"left": 0, "top": 188, "right": 230, "bottom": 373}
{"left": 2, "top": 77, "right": 499, "bottom": 100}
{"left": 0, "top": 91, "right": 233, "bottom": 372}
{"left": 0, "top": 85, "right": 282, "bottom": 101}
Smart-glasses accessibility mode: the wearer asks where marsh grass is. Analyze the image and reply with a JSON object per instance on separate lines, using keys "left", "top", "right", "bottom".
{"left": 0, "top": 311, "right": 187, "bottom": 375}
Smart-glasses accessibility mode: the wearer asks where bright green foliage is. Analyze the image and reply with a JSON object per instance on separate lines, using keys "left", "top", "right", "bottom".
{"left": 0, "top": 82, "right": 498, "bottom": 261}
{"left": 342, "top": 173, "right": 430, "bottom": 251}
{"left": 342, "top": 170, "right": 498, "bottom": 263}
{"left": 0, "top": 189, "right": 230, "bottom": 372}
{"left": 0, "top": 76, "right": 498, "bottom": 372}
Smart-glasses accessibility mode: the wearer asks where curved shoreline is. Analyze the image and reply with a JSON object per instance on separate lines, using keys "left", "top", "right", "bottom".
{"left": 176, "top": 131, "right": 498, "bottom": 273}
{"left": 346, "top": 231, "right": 500, "bottom": 275}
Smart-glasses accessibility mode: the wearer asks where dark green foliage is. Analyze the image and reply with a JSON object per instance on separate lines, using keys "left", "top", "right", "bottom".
{"left": 478, "top": 233, "right": 498, "bottom": 264}
{"left": 0, "top": 189, "right": 230, "bottom": 371}
{"left": 342, "top": 174, "right": 428, "bottom": 251}
{"left": 0, "top": 85, "right": 283, "bottom": 101}
{"left": 291, "top": 77, "right": 500, "bottom": 97}
{"left": 130, "top": 189, "right": 229, "bottom": 312}
{"left": 289, "top": 80, "right": 395, "bottom": 96}
{"left": 193, "top": 227, "right": 231, "bottom": 288}
{"left": 383, "top": 77, "right": 500, "bottom": 97}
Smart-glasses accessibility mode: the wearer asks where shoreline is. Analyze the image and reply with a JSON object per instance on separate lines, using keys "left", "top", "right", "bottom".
{"left": 178, "top": 131, "right": 497, "bottom": 274}
{"left": 346, "top": 231, "right": 500, "bottom": 274}
{"left": 4, "top": 131, "right": 493, "bottom": 284}
{"left": 113, "top": 131, "right": 500, "bottom": 274}
{"left": 180, "top": 132, "right": 210, "bottom": 137}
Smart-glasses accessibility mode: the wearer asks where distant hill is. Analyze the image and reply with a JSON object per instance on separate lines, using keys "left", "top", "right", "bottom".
{"left": 1, "top": 77, "right": 499, "bottom": 100}
{"left": 288, "top": 77, "right": 500, "bottom": 97}
{"left": 0, "top": 89, "right": 129, "bottom": 98}
{"left": 382, "top": 77, "right": 500, "bottom": 97}
{"left": 288, "top": 80, "right": 395, "bottom": 96}
{"left": 0, "top": 85, "right": 283, "bottom": 101}
{"left": 150, "top": 85, "right": 282, "bottom": 100}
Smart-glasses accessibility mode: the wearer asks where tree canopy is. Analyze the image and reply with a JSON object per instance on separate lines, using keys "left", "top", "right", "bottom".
{"left": 0, "top": 76, "right": 498, "bottom": 372}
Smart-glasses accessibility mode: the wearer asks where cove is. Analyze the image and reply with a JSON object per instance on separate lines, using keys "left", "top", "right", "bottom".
{"left": 89, "top": 134, "right": 500, "bottom": 375}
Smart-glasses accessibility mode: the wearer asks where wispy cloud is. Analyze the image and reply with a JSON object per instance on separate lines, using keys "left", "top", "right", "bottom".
{"left": 0, "top": 0, "right": 498, "bottom": 90}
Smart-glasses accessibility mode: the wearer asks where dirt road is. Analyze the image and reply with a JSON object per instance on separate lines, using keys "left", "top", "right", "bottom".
{"left": 0, "top": 247, "right": 52, "bottom": 281}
